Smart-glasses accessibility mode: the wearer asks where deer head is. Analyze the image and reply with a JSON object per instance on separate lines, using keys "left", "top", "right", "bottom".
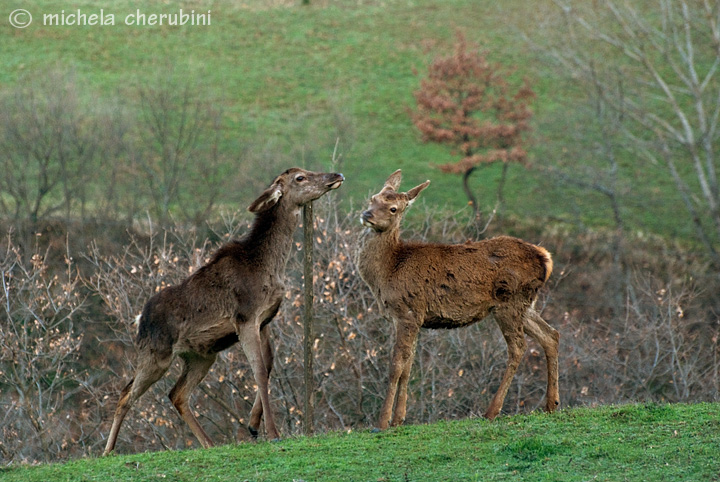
{"left": 360, "top": 169, "right": 430, "bottom": 233}
{"left": 249, "top": 168, "right": 344, "bottom": 213}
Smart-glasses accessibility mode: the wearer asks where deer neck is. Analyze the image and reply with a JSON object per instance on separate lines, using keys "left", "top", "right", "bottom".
{"left": 246, "top": 202, "right": 301, "bottom": 274}
{"left": 356, "top": 226, "right": 401, "bottom": 287}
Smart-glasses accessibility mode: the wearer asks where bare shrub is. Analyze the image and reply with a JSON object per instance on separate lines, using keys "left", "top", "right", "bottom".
{"left": 543, "top": 226, "right": 720, "bottom": 408}
{"left": 560, "top": 270, "right": 718, "bottom": 407}
{"left": 0, "top": 234, "right": 86, "bottom": 463}
{"left": 3, "top": 203, "right": 710, "bottom": 462}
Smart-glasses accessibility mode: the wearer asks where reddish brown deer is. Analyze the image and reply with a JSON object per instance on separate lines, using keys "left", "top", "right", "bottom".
{"left": 103, "top": 168, "right": 344, "bottom": 455}
{"left": 356, "top": 170, "right": 559, "bottom": 430}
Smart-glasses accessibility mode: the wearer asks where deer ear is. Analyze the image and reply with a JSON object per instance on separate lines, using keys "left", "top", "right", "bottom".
{"left": 248, "top": 183, "right": 283, "bottom": 213}
{"left": 383, "top": 169, "right": 403, "bottom": 192}
{"left": 406, "top": 180, "right": 430, "bottom": 205}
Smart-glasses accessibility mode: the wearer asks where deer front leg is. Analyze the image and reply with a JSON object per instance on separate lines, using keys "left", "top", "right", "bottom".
{"left": 238, "top": 322, "right": 280, "bottom": 440}
{"left": 391, "top": 323, "right": 420, "bottom": 427}
{"left": 377, "top": 317, "right": 420, "bottom": 430}
{"left": 248, "top": 323, "right": 274, "bottom": 438}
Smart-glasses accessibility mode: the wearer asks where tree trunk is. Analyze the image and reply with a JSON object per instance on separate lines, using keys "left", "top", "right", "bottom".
{"left": 302, "top": 203, "right": 315, "bottom": 436}
{"left": 496, "top": 162, "right": 509, "bottom": 225}
{"left": 462, "top": 167, "right": 480, "bottom": 223}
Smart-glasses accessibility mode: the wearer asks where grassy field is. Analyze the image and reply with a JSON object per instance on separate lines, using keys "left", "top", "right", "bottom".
{"left": 0, "top": 0, "right": 696, "bottom": 240}
{"left": 1, "top": 403, "right": 718, "bottom": 481}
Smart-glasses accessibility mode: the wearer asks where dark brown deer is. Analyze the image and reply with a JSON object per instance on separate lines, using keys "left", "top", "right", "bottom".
{"left": 103, "top": 168, "right": 344, "bottom": 455}
{"left": 355, "top": 170, "right": 559, "bottom": 430}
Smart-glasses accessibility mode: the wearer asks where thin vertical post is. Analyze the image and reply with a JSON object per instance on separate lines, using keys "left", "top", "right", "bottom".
{"left": 302, "top": 202, "right": 315, "bottom": 435}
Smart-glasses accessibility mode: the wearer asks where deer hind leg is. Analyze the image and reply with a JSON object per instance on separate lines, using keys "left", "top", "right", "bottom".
{"left": 523, "top": 308, "right": 560, "bottom": 413}
{"left": 239, "top": 322, "right": 280, "bottom": 440}
{"left": 248, "top": 323, "right": 274, "bottom": 439}
{"left": 378, "top": 319, "right": 420, "bottom": 430}
{"left": 103, "top": 353, "right": 172, "bottom": 456}
{"left": 485, "top": 306, "right": 528, "bottom": 420}
{"left": 168, "top": 353, "right": 217, "bottom": 449}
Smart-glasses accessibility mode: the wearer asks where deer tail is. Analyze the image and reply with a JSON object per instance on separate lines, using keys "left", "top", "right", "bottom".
{"left": 537, "top": 246, "right": 553, "bottom": 283}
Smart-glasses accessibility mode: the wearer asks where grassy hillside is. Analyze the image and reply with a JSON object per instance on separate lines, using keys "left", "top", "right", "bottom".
{"left": 2, "top": 403, "right": 718, "bottom": 481}
{"left": 0, "top": 0, "right": 697, "bottom": 240}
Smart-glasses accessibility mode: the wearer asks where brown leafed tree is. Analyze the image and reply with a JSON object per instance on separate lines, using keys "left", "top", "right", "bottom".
{"left": 412, "top": 31, "right": 535, "bottom": 224}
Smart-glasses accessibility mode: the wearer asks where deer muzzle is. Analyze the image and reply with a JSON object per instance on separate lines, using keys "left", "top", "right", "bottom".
{"left": 326, "top": 173, "right": 345, "bottom": 190}
{"left": 360, "top": 210, "right": 375, "bottom": 227}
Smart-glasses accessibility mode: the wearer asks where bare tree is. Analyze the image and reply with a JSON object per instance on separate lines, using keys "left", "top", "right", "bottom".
{"left": 92, "top": 99, "right": 134, "bottom": 224}
{"left": 546, "top": 0, "right": 720, "bottom": 266}
{"left": 0, "top": 69, "right": 103, "bottom": 245}
{"left": 538, "top": 77, "right": 630, "bottom": 312}
{"left": 130, "top": 72, "right": 227, "bottom": 226}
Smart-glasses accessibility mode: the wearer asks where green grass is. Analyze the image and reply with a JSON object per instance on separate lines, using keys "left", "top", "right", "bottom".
{"left": 0, "top": 0, "right": 708, "bottom": 243}
{"left": 3, "top": 403, "right": 719, "bottom": 481}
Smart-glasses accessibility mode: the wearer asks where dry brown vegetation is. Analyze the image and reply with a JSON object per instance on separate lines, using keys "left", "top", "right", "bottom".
{"left": 1, "top": 193, "right": 717, "bottom": 463}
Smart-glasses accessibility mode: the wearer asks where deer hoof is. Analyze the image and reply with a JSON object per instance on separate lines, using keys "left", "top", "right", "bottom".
{"left": 248, "top": 425, "right": 259, "bottom": 439}
{"left": 484, "top": 410, "right": 500, "bottom": 421}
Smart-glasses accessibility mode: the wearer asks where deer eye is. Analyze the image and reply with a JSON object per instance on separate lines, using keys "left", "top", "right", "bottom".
{"left": 295, "top": 175, "right": 306, "bottom": 182}
{"left": 390, "top": 207, "right": 397, "bottom": 213}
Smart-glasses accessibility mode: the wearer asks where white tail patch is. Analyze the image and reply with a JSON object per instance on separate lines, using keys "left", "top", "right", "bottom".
{"left": 133, "top": 313, "right": 142, "bottom": 327}
{"left": 537, "top": 246, "right": 553, "bottom": 282}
